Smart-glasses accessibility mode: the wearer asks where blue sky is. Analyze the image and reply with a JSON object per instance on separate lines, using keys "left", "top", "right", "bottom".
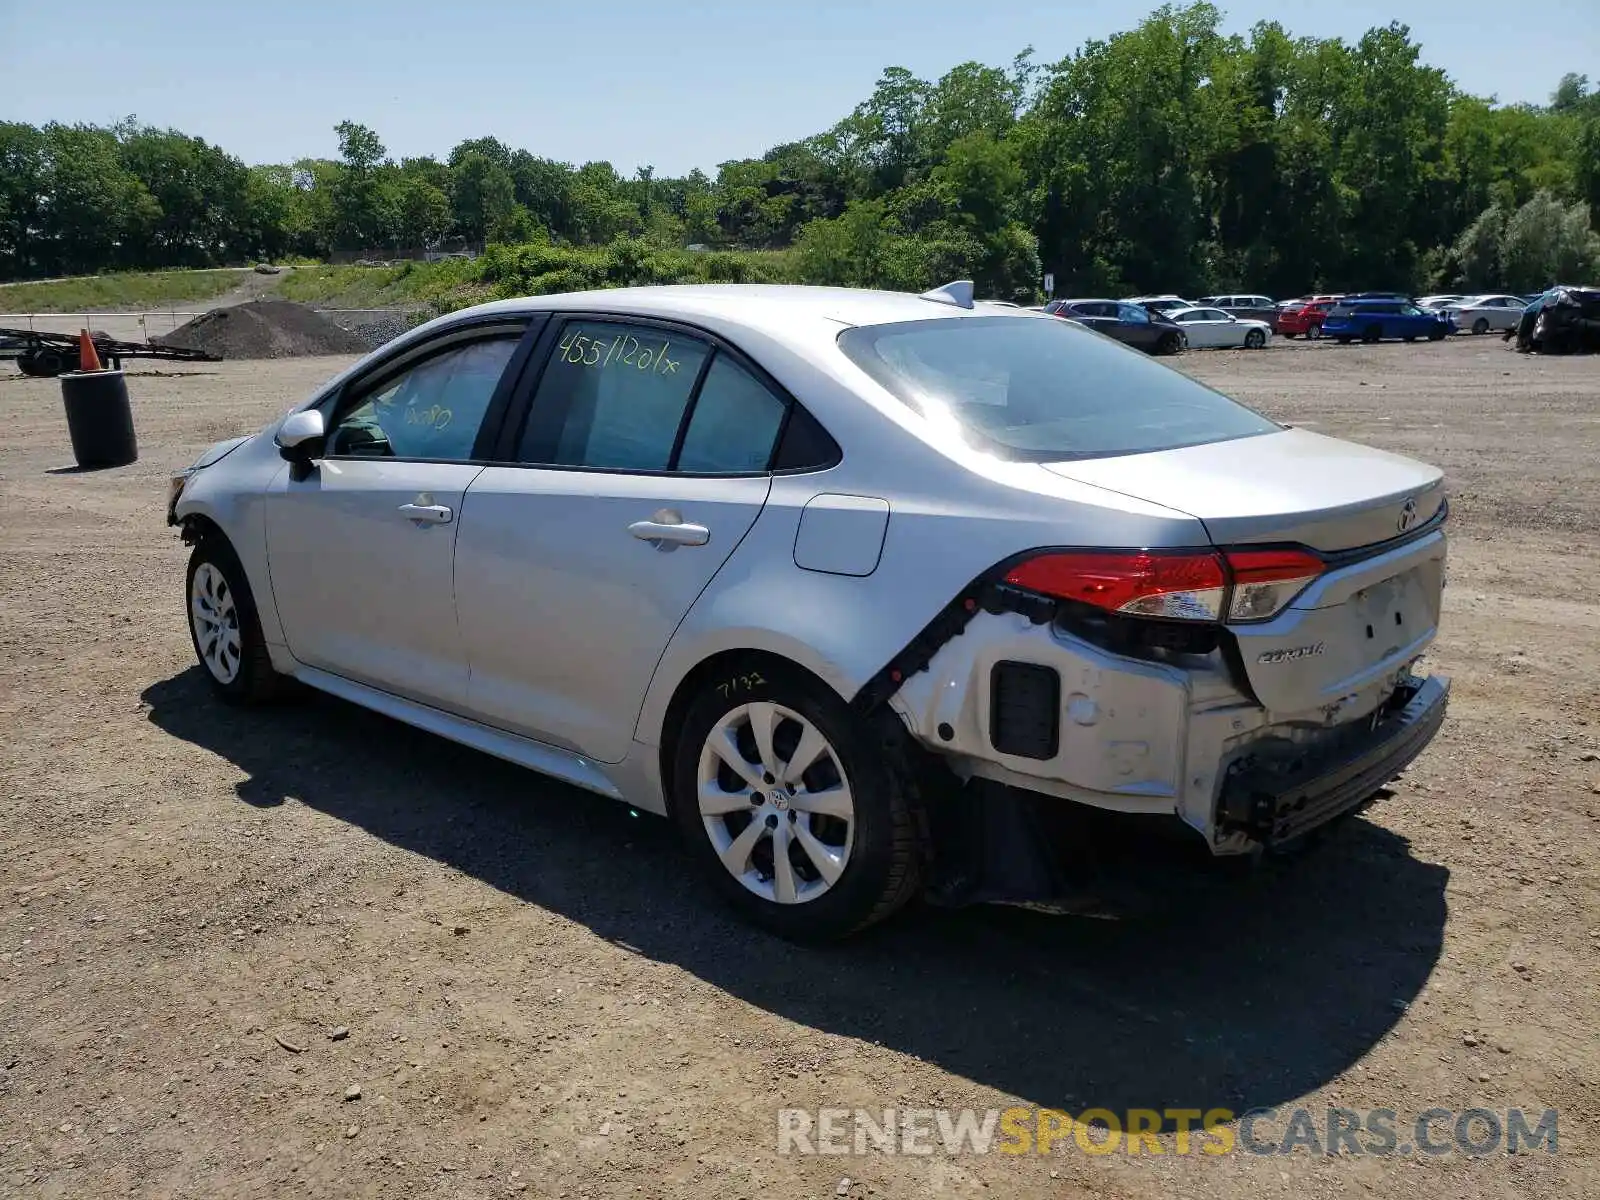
{"left": 2, "top": 0, "right": 1595, "bottom": 174}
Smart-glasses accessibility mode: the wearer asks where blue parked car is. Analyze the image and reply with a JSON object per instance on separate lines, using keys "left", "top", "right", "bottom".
{"left": 1321, "top": 299, "right": 1454, "bottom": 344}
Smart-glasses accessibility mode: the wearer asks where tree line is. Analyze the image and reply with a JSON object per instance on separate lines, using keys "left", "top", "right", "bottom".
{"left": 3, "top": 4, "right": 1598, "bottom": 297}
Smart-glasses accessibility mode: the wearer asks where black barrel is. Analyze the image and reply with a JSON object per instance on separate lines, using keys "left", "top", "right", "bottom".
{"left": 60, "top": 369, "right": 137, "bottom": 468}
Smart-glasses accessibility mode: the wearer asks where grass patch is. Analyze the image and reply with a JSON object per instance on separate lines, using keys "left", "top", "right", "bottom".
{"left": 0, "top": 269, "right": 247, "bottom": 312}
{"left": 273, "top": 260, "right": 493, "bottom": 312}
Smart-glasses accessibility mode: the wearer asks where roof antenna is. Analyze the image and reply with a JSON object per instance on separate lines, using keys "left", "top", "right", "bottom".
{"left": 918, "top": 280, "right": 975, "bottom": 310}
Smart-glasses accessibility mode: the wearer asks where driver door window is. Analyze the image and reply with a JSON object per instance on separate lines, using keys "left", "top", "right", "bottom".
{"left": 327, "top": 337, "right": 519, "bottom": 461}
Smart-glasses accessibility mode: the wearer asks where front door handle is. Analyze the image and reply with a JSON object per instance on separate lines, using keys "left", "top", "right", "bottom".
{"left": 629, "top": 510, "right": 709, "bottom": 547}
{"left": 398, "top": 501, "right": 453, "bottom": 525}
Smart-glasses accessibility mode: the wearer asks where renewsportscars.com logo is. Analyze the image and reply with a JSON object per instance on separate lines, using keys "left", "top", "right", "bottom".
{"left": 777, "top": 1106, "right": 1559, "bottom": 1158}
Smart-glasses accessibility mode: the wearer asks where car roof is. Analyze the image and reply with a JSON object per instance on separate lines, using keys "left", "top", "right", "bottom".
{"left": 411, "top": 284, "right": 1047, "bottom": 363}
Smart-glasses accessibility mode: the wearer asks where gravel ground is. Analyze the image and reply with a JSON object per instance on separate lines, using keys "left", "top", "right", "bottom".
{"left": 0, "top": 336, "right": 1596, "bottom": 1199}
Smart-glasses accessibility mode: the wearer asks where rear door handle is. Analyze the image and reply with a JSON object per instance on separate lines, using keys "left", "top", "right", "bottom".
{"left": 398, "top": 502, "right": 453, "bottom": 525}
{"left": 629, "top": 516, "right": 709, "bottom": 547}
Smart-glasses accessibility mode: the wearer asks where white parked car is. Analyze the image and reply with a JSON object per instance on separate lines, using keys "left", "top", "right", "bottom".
{"left": 1166, "top": 305, "right": 1273, "bottom": 349}
{"left": 1416, "top": 294, "right": 1466, "bottom": 310}
{"left": 1442, "top": 294, "right": 1529, "bottom": 334}
{"left": 168, "top": 281, "right": 1449, "bottom": 939}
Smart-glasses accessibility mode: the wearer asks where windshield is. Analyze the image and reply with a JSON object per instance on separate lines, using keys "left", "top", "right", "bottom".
{"left": 837, "top": 315, "right": 1280, "bottom": 461}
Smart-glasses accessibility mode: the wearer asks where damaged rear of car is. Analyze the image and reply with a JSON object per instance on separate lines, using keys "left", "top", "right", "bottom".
{"left": 835, "top": 312, "right": 1449, "bottom": 905}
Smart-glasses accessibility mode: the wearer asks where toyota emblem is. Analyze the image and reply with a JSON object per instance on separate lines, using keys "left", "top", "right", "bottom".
{"left": 1397, "top": 497, "right": 1419, "bottom": 532}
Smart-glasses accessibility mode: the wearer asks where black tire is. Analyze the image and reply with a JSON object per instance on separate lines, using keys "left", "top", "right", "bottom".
{"left": 1403, "top": 335, "right": 1416, "bottom": 343}
{"left": 1361, "top": 325, "right": 1381, "bottom": 344}
{"left": 17, "top": 348, "right": 65, "bottom": 377}
{"left": 1156, "top": 331, "right": 1181, "bottom": 355}
{"left": 1336, "top": 335, "right": 1352, "bottom": 345}
{"left": 671, "top": 662, "right": 924, "bottom": 941}
{"left": 1427, "top": 327, "right": 1446, "bottom": 341}
{"left": 185, "top": 536, "right": 285, "bottom": 705}
{"left": 1472, "top": 317, "right": 1489, "bottom": 335}
{"left": 1244, "top": 329, "right": 1265, "bottom": 349}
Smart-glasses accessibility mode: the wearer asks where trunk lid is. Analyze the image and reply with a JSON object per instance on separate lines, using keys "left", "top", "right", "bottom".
{"left": 1043, "top": 429, "right": 1448, "bottom": 714}
{"left": 1041, "top": 428, "right": 1444, "bottom": 553}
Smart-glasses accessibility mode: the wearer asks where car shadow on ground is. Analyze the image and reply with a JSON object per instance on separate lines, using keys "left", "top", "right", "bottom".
{"left": 142, "top": 668, "right": 1448, "bottom": 1123}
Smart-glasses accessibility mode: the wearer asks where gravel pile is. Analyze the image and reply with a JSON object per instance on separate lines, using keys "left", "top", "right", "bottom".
{"left": 155, "top": 300, "right": 369, "bottom": 359}
{"left": 317, "top": 308, "right": 429, "bottom": 350}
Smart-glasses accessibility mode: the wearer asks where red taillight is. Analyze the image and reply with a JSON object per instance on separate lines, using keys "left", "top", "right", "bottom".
{"left": 1005, "top": 551, "right": 1228, "bottom": 621}
{"left": 1003, "top": 547, "right": 1325, "bottom": 624}
{"left": 1223, "top": 548, "right": 1324, "bottom": 621}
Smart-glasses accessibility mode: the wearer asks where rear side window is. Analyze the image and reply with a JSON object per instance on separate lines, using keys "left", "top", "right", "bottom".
{"left": 838, "top": 315, "right": 1278, "bottom": 461}
{"left": 518, "top": 320, "right": 710, "bottom": 470}
{"left": 676, "top": 354, "right": 788, "bottom": 473}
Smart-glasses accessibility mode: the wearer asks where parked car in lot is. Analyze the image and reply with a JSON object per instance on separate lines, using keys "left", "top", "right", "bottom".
{"left": 1166, "top": 305, "right": 1273, "bottom": 349}
{"left": 1124, "top": 294, "right": 1196, "bottom": 316}
{"left": 1277, "top": 298, "right": 1340, "bottom": 339}
{"left": 1417, "top": 294, "right": 1466, "bottom": 310}
{"left": 168, "top": 280, "right": 1450, "bottom": 939}
{"left": 1441, "top": 294, "right": 1529, "bottom": 335}
{"left": 1196, "top": 294, "right": 1279, "bottom": 327}
{"left": 1044, "top": 298, "right": 1185, "bottom": 354}
{"left": 1321, "top": 299, "right": 1453, "bottom": 344}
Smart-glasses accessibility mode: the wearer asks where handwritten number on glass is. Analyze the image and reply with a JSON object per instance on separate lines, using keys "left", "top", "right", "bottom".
{"left": 559, "top": 330, "right": 682, "bottom": 377}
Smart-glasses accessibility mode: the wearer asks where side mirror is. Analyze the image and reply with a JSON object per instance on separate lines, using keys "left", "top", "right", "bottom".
{"left": 276, "top": 409, "right": 326, "bottom": 477}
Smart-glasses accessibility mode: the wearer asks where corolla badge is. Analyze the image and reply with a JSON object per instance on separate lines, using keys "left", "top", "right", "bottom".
{"left": 1258, "top": 643, "right": 1326, "bottom": 664}
{"left": 1397, "top": 496, "right": 1420, "bottom": 532}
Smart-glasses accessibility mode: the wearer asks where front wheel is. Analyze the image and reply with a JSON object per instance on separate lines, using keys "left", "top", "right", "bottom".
{"left": 1244, "top": 329, "right": 1266, "bottom": 349}
{"left": 1308, "top": 323, "right": 1323, "bottom": 340}
{"left": 671, "top": 664, "right": 924, "bottom": 941}
{"left": 186, "top": 538, "right": 285, "bottom": 704}
{"left": 1156, "top": 331, "right": 1181, "bottom": 356}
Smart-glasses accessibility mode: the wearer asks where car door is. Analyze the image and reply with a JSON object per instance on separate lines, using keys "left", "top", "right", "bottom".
{"left": 1179, "top": 308, "right": 1229, "bottom": 348}
{"left": 453, "top": 316, "right": 795, "bottom": 763}
{"left": 1113, "top": 302, "right": 1160, "bottom": 349}
{"left": 264, "top": 320, "right": 534, "bottom": 708}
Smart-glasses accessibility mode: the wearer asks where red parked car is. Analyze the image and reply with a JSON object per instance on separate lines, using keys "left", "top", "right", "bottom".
{"left": 1277, "top": 296, "right": 1342, "bottom": 339}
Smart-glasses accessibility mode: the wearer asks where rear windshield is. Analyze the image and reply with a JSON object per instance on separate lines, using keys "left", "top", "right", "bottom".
{"left": 836, "top": 315, "right": 1279, "bottom": 461}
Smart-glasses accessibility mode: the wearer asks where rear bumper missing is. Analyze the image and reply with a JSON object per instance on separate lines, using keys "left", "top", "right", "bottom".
{"left": 1217, "top": 674, "right": 1449, "bottom": 847}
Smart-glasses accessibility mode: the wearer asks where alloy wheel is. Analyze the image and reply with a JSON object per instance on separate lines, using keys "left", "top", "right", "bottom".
{"left": 696, "top": 701, "right": 855, "bottom": 905}
{"left": 190, "top": 561, "right": 242, "bottom": 684}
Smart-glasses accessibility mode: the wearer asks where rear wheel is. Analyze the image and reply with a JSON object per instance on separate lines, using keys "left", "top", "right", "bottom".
{"left": 1403, "top": 335, "right": 1416, "bottom": 343}
{"left": 1361, "top": 325, "right": 1382, "bottom": 344}
{"left": 1244, "top": 329, "right": 1266, "bottom": 349}
{"left": 185, "top": 537, "right": 285, "bottom": 705}
{"left": 1336, "top": 335, "right": 1352, "bottom": 345}
{"left": 671, "top": 664, "right": 923, "bottom": 941}
{"left": 1472, "top": 317, "right": 1489, "bottom": 335}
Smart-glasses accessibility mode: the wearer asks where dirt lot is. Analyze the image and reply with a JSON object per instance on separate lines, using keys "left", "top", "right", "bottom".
{"left": 1, "top": 337, "right": 1597, "bottom": 1199}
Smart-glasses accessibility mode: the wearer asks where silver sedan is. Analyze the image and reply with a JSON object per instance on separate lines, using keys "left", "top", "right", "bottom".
{"left": 168, "top": 281, "right": 1449, "bottom": 939}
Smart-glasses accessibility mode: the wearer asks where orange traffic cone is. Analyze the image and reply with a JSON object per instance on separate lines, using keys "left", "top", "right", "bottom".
{"left": 78, "top": 329, "right": 103, "bottom": 372}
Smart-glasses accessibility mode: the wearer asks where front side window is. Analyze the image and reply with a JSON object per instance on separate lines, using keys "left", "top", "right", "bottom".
{"left": 838, "top": 315, "right": 1279, "bottom": 461}
{"left": 518, "top": 320, "right": 711, "bottom": 471}
{"left": 326, "top": 336, "right": 519, "bottom": 460}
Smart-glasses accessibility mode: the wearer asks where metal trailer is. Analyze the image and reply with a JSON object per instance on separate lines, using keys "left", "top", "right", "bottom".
{"left": 0, "top": 327, "right": 221, "bottom": 376}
